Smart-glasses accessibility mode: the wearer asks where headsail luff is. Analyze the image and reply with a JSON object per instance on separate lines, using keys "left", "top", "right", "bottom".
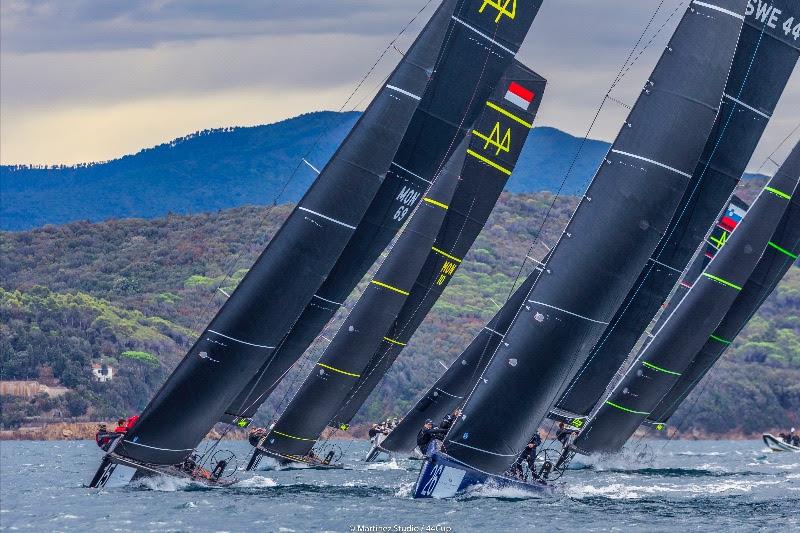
{"left": 223, "top": 0, "right": 544, "bottom": 423}
{"left": 551, "top": 0, "right": 800, "bottom": 423}
{"left": 443, "top": 0, "right": 747, "bottom": 475}
{"left": 380, "top": 270, "right": 538, "bottom": 455}
{"left": 114, "top": 1, "right": 455, "bottom": 466}
{"left": 262, "top": 137, "right": 468, "bottom": 457}
{"left": 574, "top": 145, "right": 800, "bottom": 455}
{"left": 331, "top": 62, "right": 546, "bottom": 428}
{"left": 647, "top": 143, "right": 800, "bottom": 427}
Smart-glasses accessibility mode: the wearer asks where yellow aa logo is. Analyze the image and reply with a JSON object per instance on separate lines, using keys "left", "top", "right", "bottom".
{"left": 479, "top": 0, "right": 517, "bottom": 23}
{"left": 710, "top": 229, "right": 729, "bottom": 250}
{"left": 473, "top": 122, "right": 511, "bottom": 156}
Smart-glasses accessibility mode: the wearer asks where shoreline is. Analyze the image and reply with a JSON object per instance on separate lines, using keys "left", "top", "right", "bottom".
{"left": 0, "top": 421, "right": 775, "bottom": 442}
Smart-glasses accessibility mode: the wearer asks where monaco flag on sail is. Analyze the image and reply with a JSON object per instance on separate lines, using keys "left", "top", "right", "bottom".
{"left": 504, "top": 82, "right": 535, "bottom": 110}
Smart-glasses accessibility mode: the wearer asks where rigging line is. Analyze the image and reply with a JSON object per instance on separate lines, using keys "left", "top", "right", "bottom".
{"left": 561, "top": 14, "right": 771, "bottom": 410}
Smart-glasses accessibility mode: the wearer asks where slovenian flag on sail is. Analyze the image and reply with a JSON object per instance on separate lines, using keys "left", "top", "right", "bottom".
{"left": 719, "top": 202, "right": 746, "bottom": 231}
{"left": 504, "top": 82, "right": 535, "bottom": 111}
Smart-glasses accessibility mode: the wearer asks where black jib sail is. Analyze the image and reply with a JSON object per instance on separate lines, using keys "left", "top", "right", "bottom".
{"left": 647, "top": 143, "right": 800, "bottom": 427}
{"left": 260, "top": 61, "right": 546, "bottom": 458}
{"left": 441, "top": 0, "right": 747, "bottom": 475}
{"left": 223, "top": 0, "right": 544, "bottom": 424}
{"left": 110, "top": 1, "right": 455, "bottom": 467}
{"left": 574, "top": 147, "right": 800, "bottom": 455}
{"left": 550, "top": 0, "right": 800, "bottom": 425}
{"left": 331, "top": 64, "right": 546, "bottom": 428}
{"left": 380, "top": 270, "right": 538, "bottom": 455}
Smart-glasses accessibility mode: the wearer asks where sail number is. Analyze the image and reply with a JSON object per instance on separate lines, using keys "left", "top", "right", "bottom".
{"left": 436, "top": 260, "right": 458, "bottom": 286}
{"left": 479, "top": 0, "right": 516, "bottom": 23}
{"left": 710, "top": 229, "right": 729, "bottom": 250}
{"left": 746, "top": 1, "right": 800, "bottom": 40}
{"left": 393, "top": 185, "right": 421, "bottom": 222}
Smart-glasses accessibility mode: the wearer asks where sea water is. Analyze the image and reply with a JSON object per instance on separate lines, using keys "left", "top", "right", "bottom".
{"left": 1, "top": 439, "right": 798, "bottom": 532}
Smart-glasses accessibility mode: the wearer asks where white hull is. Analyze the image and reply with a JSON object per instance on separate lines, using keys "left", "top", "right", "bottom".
{"left": 763, "top": 434, "right": 800, "bottom": 452}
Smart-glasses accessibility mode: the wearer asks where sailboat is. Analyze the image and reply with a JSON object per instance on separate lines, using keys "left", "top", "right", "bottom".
{"left": 573, "top": 143, "right": 800, "bottom": 456}
{"left": 88, "top": 0, "right": 460, "bottom": 488}
{"left": 247, "top": 61, "right": 546, "bottom": 470}
{"left": 222, "top": 0, "right": 544, "bottom": 428}
{"left": 412, "top": 0, "right": 748, "bottom": 498}
{"left": 549, "top": 0, "right": 800, "bottom": 429}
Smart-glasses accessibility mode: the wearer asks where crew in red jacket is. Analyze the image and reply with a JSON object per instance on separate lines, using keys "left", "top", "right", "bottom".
{"left": 113, "top": 418, "right": 128, "bottom": 433}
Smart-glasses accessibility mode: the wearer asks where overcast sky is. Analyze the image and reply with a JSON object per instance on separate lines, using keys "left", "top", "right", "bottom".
{"left": 1, "top": 0, "right": 797, "bottom": 170}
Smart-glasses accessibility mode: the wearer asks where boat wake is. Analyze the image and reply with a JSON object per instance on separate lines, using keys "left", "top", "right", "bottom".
{"left": 236, "top": 475, "right": 278, "bottom": 488}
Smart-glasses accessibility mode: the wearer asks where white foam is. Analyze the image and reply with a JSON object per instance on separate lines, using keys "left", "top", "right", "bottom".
{"left": 132, "top": 475, "right": 191, "bottom": 492}
{"left": 395, "top": 482, "right": 414, "bottom": 498}
{"left": 365, "top": 458, "right": 403, "bottom": 470}
{"left": 237, "top": 475, "right": 278, "bottom": 488}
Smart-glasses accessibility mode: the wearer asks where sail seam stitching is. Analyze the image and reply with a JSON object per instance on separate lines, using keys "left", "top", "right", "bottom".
{"left": 297, "top": 207, "right": 357, "bottom": 230}
{"left": 448, "top": 440, "right": 518, "bottom": 457}
{"left": 423, "top": 197, "right": 449, "bottom": 210}
{"left": 122, "top": 441, "right": 194, "bottom": 452}
{"left": 528, "top": 300, "right": 610, "bottom": 324}
{"left": 605, "top": 400, "right": 650, "bottom": 415}
{"left": 207, "top": 330, "right": 275, "bottom": 349}
{"left": 483, "top": 326, "right": 505, "bottom": 337}
{"left": 317, "top": 362, "right": 360, "bottom": 378}
{"left": 431, "top": 246, "right": 463, "bottom": 263}
{"left": 450, "top": 16, "right": 515, "bottom": 55}
{"left": 391, "top": 162, "right": 432, "bottom": 184}
{"left": 466, "top": 149, "right": 512, "bottom": 175}
{"left": 313, "top": 294, "right": 344, "bottom": 306}
{"left": 648, "top": 256, "right": 682, "bottom": 274}
{"left": 610, "top": 149, "right": 693, "bottom": 178}
{"left": 434, "top": 387, "right": 463, "bottom": 399}
{"left": 385, "top": 84, "right": 422, "bottom": 101}
{"left": 723, "top": 93, "right": 771, "bottom": 119}
{"left": 485, "top": 101, "right": 533, "bottom": 128}
{"left": 383, "top": 336, "right": 407, "bottom": 346}
{"left": 768, "top": 241, "right": 799, "bottom": 259}
{"left": 701, "top": 272, "right": 742, "bottom": 290}
{"left": 691, "top": 1, "right": 745, "bottom": 20}
{"left": 271, "top": 429, "right": 317, "bottom": 442}
{"left": 370, "top": 280, "right": 410, "bottom": 295}
{"left": 642, "top": 361, "right": 681, "bottom": 376}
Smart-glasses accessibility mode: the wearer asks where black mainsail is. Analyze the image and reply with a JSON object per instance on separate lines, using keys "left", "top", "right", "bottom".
{"left": 550, "top": 0, "right": 800, "bottom": 425}
{"left": 380, "top": 271, "right": 538, "bottom": 455}
{"left": 647, "top": 144, "right": 800, "bottom": 427}
{"left": 441, "top": 0, "right": 747, "bottom": 474}
{"left": 574, "top": 146, "right": 800, "bottom": 455}
{"left": 331, "top": 63, "right": 546, "bottom": 428}
{"left": 106, "top": 1, "right": 455, "bottom": 468}
{"left": 258, "top": 61, "right": 545, "bottom": 459}
{"left": 223, "top": 0, "right": 544, "bottom": 423}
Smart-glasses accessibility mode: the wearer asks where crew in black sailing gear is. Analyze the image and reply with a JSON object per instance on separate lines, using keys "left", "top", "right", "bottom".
{"left": 510, "top": 432, "right": 542, "bottom": 479}
{"left": 556, "top": 422, "right": 578, "bottom": 447}
{"left": 438, "top": 409, "right": 462, "bottom": 431}
{"left": 417, "top": 419, "right": 447, "bottom": 456}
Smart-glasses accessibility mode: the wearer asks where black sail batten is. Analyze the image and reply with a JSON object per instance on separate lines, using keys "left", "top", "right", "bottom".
{"left": 574, "top": 146, "right": 800, "bottom": 455}
{"left": 262, "top": 137, "right": 469, "bottom": 458}
{"left": 648, "top": 143, "right": 800, "bottom": 426}
{"left": 331, "top": 62, "right": 546, "bottom": 427}
{"left": 224, "top": 0, "right": 544, "bottom": 423}
{"left": 113, "top": 1, "right": 455, "bottom": 466}
{"left": 551, "top": 0, "right": 800, "bottom": 421}
{"left": 380, "top": 270, "right": 538, "bottom": 455}
{"left": 442, "top": 0, "right": 747, "bottom": 475}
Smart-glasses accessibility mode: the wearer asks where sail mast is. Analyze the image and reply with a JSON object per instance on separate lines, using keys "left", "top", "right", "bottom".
{"left": 223, "top": 0, "right": 545, "bottom": 423}
{"left": 113, "top": 1, "right": 455, "bottom": 466}
{"left": 551, "top": 0, "right": 800, "bottom": 425}
{"left": 443, "top": 0, "right": 747, "bottom": 475}
{"left": 574, "top": 144, "right": 800, "bottom": 455}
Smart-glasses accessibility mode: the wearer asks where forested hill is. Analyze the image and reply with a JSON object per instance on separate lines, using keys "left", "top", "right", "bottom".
{"left": 1, "top": 112, "right": 609, "bottom": 230}
{"left": 2, "top": 184, "right": 798, "bottom": 436}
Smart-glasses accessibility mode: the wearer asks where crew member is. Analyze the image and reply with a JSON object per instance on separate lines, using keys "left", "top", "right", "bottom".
{"left": 439, "top": 409, "right": 462, "bottom": 431}
{"left": 113, "top": 418, "right": 128, "bottom": 433}
{"left": 556, "top": 422, "right": 577, "bottom": 447}
{"left": 416, "top": 419, "right": 447, "bottom": 456}
{"left": 511, "top": 432, "right": 542, "bottom": 479}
